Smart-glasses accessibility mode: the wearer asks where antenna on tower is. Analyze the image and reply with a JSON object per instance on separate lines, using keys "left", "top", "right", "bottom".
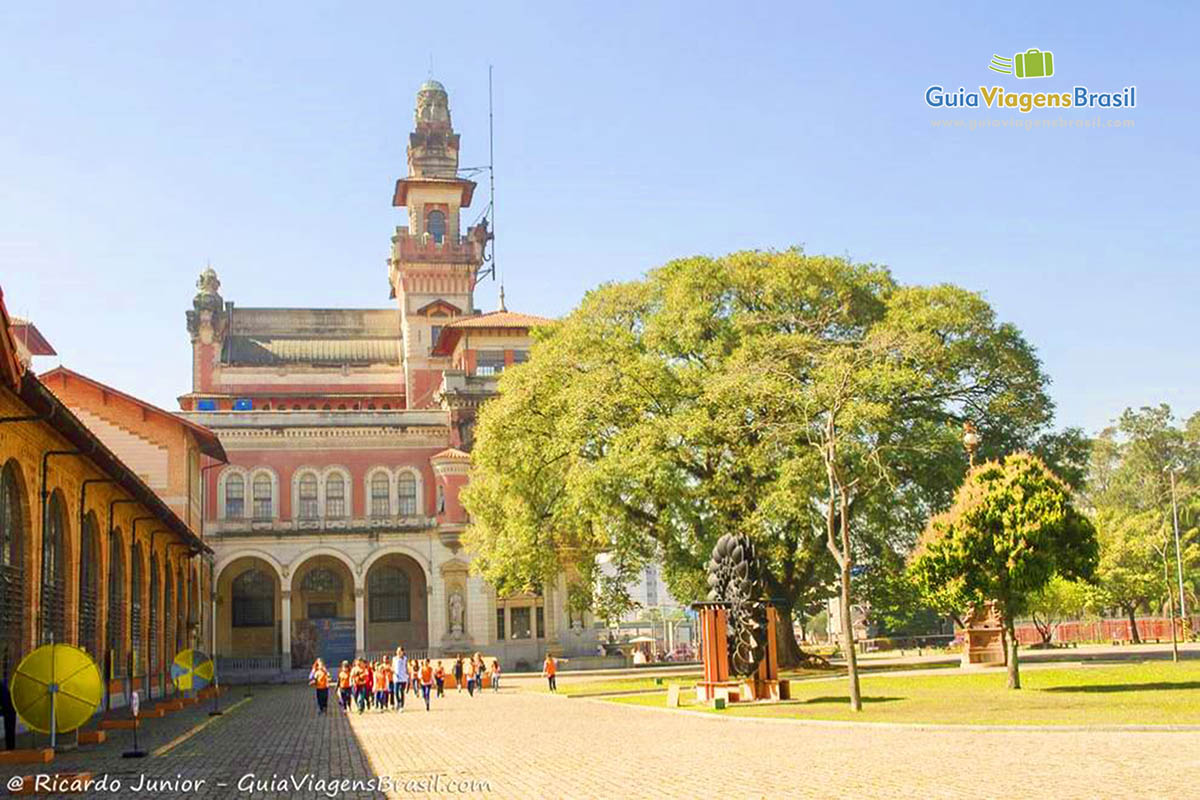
{"left": 472, "top": 64, "right": 498, "bottom": 283}
{"left": 487, "top": 64, "right": 496, "bottom": 282}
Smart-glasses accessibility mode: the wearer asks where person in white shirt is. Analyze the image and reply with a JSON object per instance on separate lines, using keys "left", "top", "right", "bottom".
{"left": 391, "top": 646, "right": 408, "bottom": 712}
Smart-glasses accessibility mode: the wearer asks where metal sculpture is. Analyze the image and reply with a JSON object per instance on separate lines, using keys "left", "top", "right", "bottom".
{"left": 705, "top": 533, "right": 768, "bottom": 676}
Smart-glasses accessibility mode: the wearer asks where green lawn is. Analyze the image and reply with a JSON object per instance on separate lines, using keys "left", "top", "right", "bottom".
{"left": 534, "top": 667, "right": 832, "bottom": 697}
{"left": 608, "top": 661, "right": 1200, "bottom": 726}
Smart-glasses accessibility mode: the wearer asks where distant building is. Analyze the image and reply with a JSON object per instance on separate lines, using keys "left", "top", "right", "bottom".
{"left": 178, "top": 80, "right": 599, "bottom": 673}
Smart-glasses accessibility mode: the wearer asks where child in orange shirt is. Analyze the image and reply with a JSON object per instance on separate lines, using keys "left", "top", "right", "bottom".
{"left": 337, "top": 660, "right": 352, "bottom": 711}
{"left": 419, "top": 659, "right": 434, "bottom": 711}
{"left": 373, "top": 660, "right": 390, "bottom": 711}
{"left": 434, "top": 662, "right": 445, "bottom": 697}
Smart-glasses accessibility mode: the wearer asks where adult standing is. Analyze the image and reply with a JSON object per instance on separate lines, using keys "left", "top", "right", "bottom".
{"left": 392, "top": 646, "right": 408, "bottom": 712}
{"left": 473, "top": 652, "right": 485, "bottom": 695}
{"left": 543, "top": 653, "right": 558, "bottom": 692}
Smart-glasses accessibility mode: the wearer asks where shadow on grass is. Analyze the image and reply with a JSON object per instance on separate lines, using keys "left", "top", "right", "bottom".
{"left": 1043, "top": 681, "right": 1200, "bottom": 694}
{"left": 803, "top": 695, "right": 903, "bottom": 705}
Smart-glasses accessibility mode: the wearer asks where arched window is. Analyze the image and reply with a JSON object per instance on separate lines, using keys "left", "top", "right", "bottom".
{"left": 163, "top": 569, "right": 174, "bottom": 659}
{"left": 426, "top": 209, "right": 446, "bottom": 244}
{"left": 225, "top": 474, "right": 245, "bottom": 519}
{"left": 369, "top": 565, "right": 410, "bottom": 622}
{"left": 108, "top": 533, "right": 125, "bottom": 675}
{"left": 370, "top": 473, "right": 390, "bottom": 517}
{"left": 232, "top": 569, "right": 274, "bottom": 627}
{"left": 41, "top": 491, "right": 66, "bottom": 644}
{"left": 300, "top": 567, "right": 343, "bottom": 594}
{"left": 149, "top": 558, "right": 159, "bottom": 677}
{"left": 397, "top": 472, "right": 417, "bottom": 517}
{"left": 326, "top": 474, "right": 346, "bottom": 519}
{"left": 130, "top": 543, "right": 143, "bottom": 671}
{"left": 78, "top": 514, "right": 99, "bottom": 658}
{"left": 175, "top": 572, "right": 184, "bottom": 650}
{"left": 0, "top": 462, "right": 26, "bottom": 672}
{"left": 252, "top": 474, "right": 272, "bottom": 520}
{"left": 298, "top": 473, "right": 318, "bottom": 519}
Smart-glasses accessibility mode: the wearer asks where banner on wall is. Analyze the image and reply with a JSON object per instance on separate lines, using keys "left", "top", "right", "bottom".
{"left": 292, "top": 618, "right": 355, "bottom": 669}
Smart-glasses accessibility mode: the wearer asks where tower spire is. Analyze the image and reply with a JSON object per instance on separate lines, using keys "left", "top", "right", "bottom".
{"left": 497, "top": 283, "right": 507, "bottom": 312}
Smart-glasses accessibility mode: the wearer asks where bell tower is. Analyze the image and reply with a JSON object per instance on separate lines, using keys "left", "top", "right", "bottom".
{"left": 388, "top": 79, "right": 490, "bottom": 409}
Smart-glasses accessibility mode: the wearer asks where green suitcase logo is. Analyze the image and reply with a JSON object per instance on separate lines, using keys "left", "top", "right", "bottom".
{"left": 1014, "top": 48, "right": 1054, "bottom": 79}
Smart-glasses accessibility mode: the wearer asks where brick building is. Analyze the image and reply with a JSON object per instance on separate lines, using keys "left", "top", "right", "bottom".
{"left": 0, "top": 288, "right": 213, "bottom": 709}
{"left": 179, "top": 80, "right": 600, "bottom": 673}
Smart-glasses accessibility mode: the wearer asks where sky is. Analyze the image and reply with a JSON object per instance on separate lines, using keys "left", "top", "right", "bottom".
{"left": 0, "top": 2, "right": 1196, "bottom": 434}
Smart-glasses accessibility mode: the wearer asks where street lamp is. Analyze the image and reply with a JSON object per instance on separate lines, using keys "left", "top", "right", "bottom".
{"left": 962, "top": 421, "right": 981, "bottom": 468}
{"left": 1165, "top": 464, "right": 1187, "bottom": 624}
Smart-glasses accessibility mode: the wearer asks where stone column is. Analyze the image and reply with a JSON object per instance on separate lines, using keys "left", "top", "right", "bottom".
{"left": 354, "top": 587, "right": 365, "bottom": 655}
{"left": 281, "top": 590, "right": 292, "bottom": 668}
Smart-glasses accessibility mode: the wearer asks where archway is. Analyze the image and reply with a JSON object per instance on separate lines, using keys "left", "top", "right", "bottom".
{"left": 291, "top": 555, "right": 355, "bottom": 668}
{"left": 78, "top": 512, "right": 100, "bottom": 659}
{"left": 216, "top": 556, "right": 280, "bottom": 658}
{"left": 130, "top": 541, "right": 144, "bottom": 675}
{"left": 365, "top": 553, "right": 428, "bottom": 655}
{"left": 149, "top": 555, "right": 160, "bottom": 692}
{"left": 41, "top": 489, "right": 68, "bottom": 645}
{"left": 0, "top": 459, "right": 29, "bottom": 676}
{"left": 107, "top": 528, "right": 126, "bottom": 677}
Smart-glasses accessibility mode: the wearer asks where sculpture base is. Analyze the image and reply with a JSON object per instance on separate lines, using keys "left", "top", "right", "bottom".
{"left": 695, "top": 678, "right": 790, "bottom": 704}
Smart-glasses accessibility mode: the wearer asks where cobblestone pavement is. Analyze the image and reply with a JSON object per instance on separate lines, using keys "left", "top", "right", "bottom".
{"left": 2, "top": 683, "right": 1199, "bottom": 799}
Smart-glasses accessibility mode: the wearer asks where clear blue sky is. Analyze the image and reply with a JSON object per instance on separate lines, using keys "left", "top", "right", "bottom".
{"left": 1, "top": 2, "right": 1195, "bottom": 434}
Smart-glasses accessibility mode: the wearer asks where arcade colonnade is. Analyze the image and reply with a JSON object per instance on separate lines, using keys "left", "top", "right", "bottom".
{"left": 216, "top": 543, "right": 461, "bottom": 665}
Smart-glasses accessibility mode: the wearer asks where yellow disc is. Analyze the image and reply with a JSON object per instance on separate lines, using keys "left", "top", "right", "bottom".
{"left": 171, "top": 649, "right": 214, "bottom": 692}
{"left": 11, "top": 644, "right": 103, "bottom": 735}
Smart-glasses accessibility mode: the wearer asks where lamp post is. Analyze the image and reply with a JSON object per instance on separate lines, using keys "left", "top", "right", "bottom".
{"left": 962, "top": 421, "right": 981, "bottom": 468}
{"left": 1166, "top": 465, "right": 1187, "bottom": 627}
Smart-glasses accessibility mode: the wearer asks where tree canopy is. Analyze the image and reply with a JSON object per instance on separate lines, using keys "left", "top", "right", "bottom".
{"left": 463, "top": 249, "right": 1064, "bottom": 690}
{"left": 909, "top": 452, "right": 1099, "bottom": 687}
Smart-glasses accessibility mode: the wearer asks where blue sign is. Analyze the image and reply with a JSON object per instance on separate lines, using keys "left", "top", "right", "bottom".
{"left": 292, "top": 618, "right": 356, "bottom": 668}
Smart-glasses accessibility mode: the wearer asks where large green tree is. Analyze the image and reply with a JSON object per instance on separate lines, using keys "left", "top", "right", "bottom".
{"left": 1085, "top": 405, "right": 1200, "bottom": 636}
{"left": 910, "top": 453, "right": 1099, "bottom": 688}
{"left": 463, "top": 249, "right": 1058, "bottom": 707}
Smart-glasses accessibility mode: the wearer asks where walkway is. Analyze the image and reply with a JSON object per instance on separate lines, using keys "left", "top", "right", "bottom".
{"left": 1, "top": 683, "right": 1196, "bottom": 798}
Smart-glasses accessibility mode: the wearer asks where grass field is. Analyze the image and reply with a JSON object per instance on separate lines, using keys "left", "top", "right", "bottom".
{"left": 606, "top": 661, "right": 1200, "bottom": 726}
{"left": 532, "top": 667, "right": 842, "bottom": 697}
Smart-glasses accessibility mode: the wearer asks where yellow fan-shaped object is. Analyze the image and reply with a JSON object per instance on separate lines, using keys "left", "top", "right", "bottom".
{"left": 171, "top": 649, "right": 214, "bottom": 693}
{"left": 11, "top": 644, "right": 103, "bottom": 735}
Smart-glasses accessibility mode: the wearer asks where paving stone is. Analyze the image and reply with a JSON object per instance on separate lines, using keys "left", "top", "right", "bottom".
{"left": 1, "top": 683, "right": 1196, "bottom": 799}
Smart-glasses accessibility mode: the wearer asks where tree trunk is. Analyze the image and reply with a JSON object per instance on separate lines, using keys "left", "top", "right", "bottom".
{"left": 1005, "top": 614, "right": 1021, "bottom": 690}
{"left": 1125, "top": 605, "right": 1141, "bottom": 644}
{"left": 838, "top": 566, "right": 862, "bottom": 711}
{"left": 773, "top": 599, "right": 807, "bottom": 669}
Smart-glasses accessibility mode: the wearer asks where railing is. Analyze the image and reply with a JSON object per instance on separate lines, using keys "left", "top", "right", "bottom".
{"left": 216, "top": 655, "right": 285, "bottom": 683}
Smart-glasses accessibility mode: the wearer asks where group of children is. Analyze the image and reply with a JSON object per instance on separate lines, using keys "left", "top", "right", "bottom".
{"left": 308, "top": 648, "right": 500, "bottom": 714}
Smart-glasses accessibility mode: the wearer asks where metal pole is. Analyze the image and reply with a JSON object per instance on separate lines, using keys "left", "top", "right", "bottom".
{"left": 1169, "top": 468, "right": 1187, "bottom": 623}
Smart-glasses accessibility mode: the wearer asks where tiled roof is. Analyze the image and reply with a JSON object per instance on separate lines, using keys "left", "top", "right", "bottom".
{"left": 40, "top": 366, "right": 227, "bottom": 462}
{"left": 443, "top": 310, "right": 551, "bottom": 330}
{"left": 431, "top": 447, "right": 471, "bottom": 462}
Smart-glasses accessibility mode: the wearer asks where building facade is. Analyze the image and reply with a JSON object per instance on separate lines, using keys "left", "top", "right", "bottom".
{"left": 0, "top": 288, "right": 210, "bottom": 711}
{"left": 180, "top": 80, "right": 599, "bottom": 673}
